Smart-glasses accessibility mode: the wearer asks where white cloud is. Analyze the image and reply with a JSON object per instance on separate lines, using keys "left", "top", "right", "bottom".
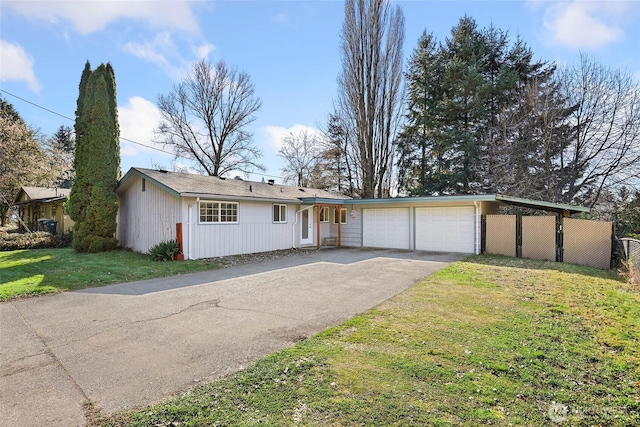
{"left": 124, "top": 33, "right": 215, "bottom": 81}
{"left": 6, "top": 0, "right": 200, "bottom": 35}
{"left": 272, "top": 13, "right": 289, "bottom": 25}
{"left": 118, "top": 96, "right": 164, "bottom": 156}
{"left": 262, "top": 124, "right": 323, "bottom": 153}
{"left": 192, "top": 42, "right": 216, "bottom": 60}
{"left": 538, "top": 0, "right": 635, "bottom": 49}
{"left": 0, "top": 40, "right": 41, "bottom": 92}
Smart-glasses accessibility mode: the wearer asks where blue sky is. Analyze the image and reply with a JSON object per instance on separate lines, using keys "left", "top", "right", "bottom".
{"left": 2, "top": 0, "right": 639, "bottom": 183}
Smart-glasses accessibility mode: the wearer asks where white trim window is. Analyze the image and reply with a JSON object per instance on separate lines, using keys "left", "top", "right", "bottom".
{"left": 199, "top": 201, "right": 238, "bottom": 224}
{"left": 319, "top": 206, "right": 330, "bottom": 222}
{"left": 273, "top": 204, "right": 287, "bottom": 223}
{"left": 333, "top": 208, "right": 347, "bottom": 224}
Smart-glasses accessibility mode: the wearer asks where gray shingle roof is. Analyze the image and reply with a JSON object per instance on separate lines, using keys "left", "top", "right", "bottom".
{"left": 128, "top": 168, "right": 351, "bottom": 202}
{"left": 16, "top": 187, "right": 71, "bottom": 203}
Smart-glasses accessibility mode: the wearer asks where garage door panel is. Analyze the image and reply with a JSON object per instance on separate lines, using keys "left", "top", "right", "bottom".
{"left": 363, "top": 208, "right": 410, "bottom": 249}
{"left": 416, "top": 207, "right": 475, "bottom": 253}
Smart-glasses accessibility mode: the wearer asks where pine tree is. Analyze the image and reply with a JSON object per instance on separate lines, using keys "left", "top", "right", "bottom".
{"left": 46, "top": 125, "right": 75, "bottom": 188}
{"left": 68, "top": 62, "right": 120, "bottom": 252}
{"left": 397, "top": 16, "right": 556, "bottom": 197}
{"left": 396, "top": 31, "right": 447, "bottom": 195}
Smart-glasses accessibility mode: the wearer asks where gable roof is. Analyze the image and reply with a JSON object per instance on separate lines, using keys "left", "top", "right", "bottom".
{"left": 118, "top": 168, "right": 351, "bottom": 203}
{"left": 14, "top": 187, "right": 71, "bottom": 204}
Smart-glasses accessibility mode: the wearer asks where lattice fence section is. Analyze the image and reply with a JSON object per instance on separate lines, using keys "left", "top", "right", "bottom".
{"left": 485, "top": 215, "right": 516, "bottom": 257}
{"left": 522, "top": 216, "right": 556, "bottom": 261}
{"left": 621, "top": 238, "right": 640, "bottom": 271}
{"left": 563, "top": 218, "right": 612, "bottom": 269}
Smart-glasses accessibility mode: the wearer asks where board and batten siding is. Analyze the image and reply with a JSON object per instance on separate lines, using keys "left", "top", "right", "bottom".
{"left": 327, "top": 207, "right": 361, "bottom": 247}
{"left": 187, "top": 200, "right": 296, "bottom": 259}
{"left": 118, "top": 176, "right": 180, "bottom": 253}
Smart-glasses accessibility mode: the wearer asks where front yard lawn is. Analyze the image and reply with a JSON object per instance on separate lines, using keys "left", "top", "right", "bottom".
{"left": 95, "top": 256, "right": 639, "bottom": 426}
{"left": 0, "top": 248, "right": 220, "bottom": 301}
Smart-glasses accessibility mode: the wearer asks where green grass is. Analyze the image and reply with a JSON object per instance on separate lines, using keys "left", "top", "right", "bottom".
{"left": 94, "top": 255, "right": 640, "bottom": 426}
{"left": 0, "top": 248, "right": 220, "bottom": 301}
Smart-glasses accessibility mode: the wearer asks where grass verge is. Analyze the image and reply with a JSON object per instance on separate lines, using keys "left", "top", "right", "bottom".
{"left": 95, "top": 255, "right": 640, "bottom": 426}
{"left": 0, "top": 248, "right": 219, "bottom": 301}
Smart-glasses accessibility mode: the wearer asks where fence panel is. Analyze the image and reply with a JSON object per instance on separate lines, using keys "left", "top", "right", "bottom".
{"left": 621, "top": 238, "right": 640, "bottom": 271}
{"left": 563, "top": 218, "right": 612, "bottom": 269}
{"left": 522, "top": 216, "right": 556, "bottom": 261}
{"left": 485, "top": 215, "right": 516, "bottom": 257}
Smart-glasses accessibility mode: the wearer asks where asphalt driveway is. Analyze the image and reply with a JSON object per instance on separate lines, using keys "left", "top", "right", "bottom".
{"left": 0, "top": 248, "right": 463, "bottom": 426}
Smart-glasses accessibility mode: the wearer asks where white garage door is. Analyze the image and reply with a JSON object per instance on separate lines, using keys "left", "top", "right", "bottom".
{"left": 416, "top": 207, "right": 475, "bottom": 253}
{"left": 363, "top": 208, "right": 410, "bottom": 249}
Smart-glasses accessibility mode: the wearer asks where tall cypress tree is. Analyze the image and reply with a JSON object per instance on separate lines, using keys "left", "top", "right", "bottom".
{"left": 68, "top": 62, "right": 120, "bottom": 252}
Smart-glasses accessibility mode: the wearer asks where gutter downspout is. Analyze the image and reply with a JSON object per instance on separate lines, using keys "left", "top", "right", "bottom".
{"left": 474, "top": 201, "right": 481, "bottom": 255}
{"left": 292, "top": 205, "right": 314, "bottom": 249}
{"left": 187, "top": 197, "right": 199, "bottom": 260}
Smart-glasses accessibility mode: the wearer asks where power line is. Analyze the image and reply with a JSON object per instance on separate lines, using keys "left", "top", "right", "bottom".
{"left": 0, "top": 88, "right": 282, "bottom": 179}
{"left": 1, "top": 88, "right": 176, "bottom": 156}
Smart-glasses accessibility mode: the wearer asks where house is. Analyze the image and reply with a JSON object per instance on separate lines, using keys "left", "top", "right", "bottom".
{"left": 14, "top": 186, "right": 74, "bottom": 234}
{"left": 116, "top": 168, "right": 590, "bottom": 260}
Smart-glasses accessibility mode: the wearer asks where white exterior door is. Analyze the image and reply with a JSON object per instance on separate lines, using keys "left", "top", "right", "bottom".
{"left": 362, "top": 208, "right": 410, "bottom": 249}
{"left": 300, "top": 208, "right": 313, "bottom": 245}
{"left": 415, "top": 206, "right": 475, "bottom": 253}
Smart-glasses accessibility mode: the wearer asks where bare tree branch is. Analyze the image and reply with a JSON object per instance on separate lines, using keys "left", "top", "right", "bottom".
{"left": 337, "top": 0, "right": 405, "bottom": 198}
{"left": 154, "top": 59, "right": 264, "bottom": 176}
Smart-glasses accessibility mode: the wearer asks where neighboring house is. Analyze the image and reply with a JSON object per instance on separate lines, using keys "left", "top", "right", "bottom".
{"left": 116, "top": 168, "right": 589, "bottom": 260}
{"left": 14, "top": 186, "right": 74, "bottom": 234}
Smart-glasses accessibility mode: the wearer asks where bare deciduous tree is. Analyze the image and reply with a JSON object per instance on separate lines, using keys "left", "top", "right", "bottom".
{"left": 559, "top": 53, "right": 640, "bottom": 206}
{"left": 155, "top": 59, "right": 264, "bottom": 176}
{"left": 0, "top": 106, "right": 50, "bottom": 225}
{"left": 277, "top": 129, "right": 321, "bottom": 187}
{"left": 337, "top": 0, "right": 405, "bottom": 198}
{"left": 317, "top": 110, "right": 359, "bottom": 195}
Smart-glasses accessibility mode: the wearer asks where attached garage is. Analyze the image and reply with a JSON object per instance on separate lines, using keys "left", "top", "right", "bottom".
{"left": 362, "top": 208, "right": 410, "bottom": 249}
{"left": 415, "top": 206, "right": 475, "bottom": 253}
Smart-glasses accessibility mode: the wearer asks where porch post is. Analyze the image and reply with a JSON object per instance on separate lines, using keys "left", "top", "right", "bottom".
{"left": 316, "top": 204, "right": 322, "bottom": 249}
{"left": 337, "top": 206, "right": 342, "bottom": 247}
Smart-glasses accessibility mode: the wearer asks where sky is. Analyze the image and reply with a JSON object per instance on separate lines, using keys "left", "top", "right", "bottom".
{"left": 1, "top": 0, "right": 639, "bottom": 184}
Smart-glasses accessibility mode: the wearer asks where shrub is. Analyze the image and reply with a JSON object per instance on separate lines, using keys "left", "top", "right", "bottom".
{"left": 0, "top": 231, "right": 73, "bottom": 251}
{"left": 147, "top": 240, "right": 181, "bottom": 262}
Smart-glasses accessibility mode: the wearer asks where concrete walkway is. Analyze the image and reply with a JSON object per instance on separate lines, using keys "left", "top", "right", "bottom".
{"left": 0, "top": 248, "right": 462, "bottom": 426}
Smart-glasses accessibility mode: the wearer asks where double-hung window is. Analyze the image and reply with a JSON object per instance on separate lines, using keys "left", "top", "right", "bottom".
{"left": 333, "top": 208, "right": 347, "bottom": 224}
{"left": 273, "top": 204, "right": 287, "bottom": 223}
{"left": 319, "top": 206, "right": 330, "bottom": 222}
{"left": 199, "top": 201, "right": 238, "bottom": 224}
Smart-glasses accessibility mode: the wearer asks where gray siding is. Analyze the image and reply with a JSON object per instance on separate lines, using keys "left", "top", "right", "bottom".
{"left": 186, "top": 200, "right": 296, "bottom": 259}
{"left": 118, "top": 176, "right": 180, "bottom": 253}
{"left": 335, "top": 208, "right": 361, "bottom": 247}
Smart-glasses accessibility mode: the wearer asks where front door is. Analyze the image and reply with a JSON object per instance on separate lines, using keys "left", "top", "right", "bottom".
{"left": 300, "top": 208, "right": 313, "bottom": 245}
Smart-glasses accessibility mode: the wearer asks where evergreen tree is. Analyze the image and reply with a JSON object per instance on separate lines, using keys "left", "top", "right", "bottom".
{"left": 488, "top": 74, "right": 577, "bottom": 201}
{"left": 46, "top": 125, "right": 75, "bottom": 188}
{"left": 396, "top": 31, "right": 447, "bottom": 195}
{"left": 321, "top": 112, "right": 356, "bottom": 196}
{"left": 68, "top": 62, "right": 120, "bottom": 252}
{"left": 397, "top": 16, "right": 555, "bottom": 196}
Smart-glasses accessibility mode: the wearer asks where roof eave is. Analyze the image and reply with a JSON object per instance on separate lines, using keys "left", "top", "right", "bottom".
{"left": 494, "top": 195, "right": 590, "bottom": 214}
{"left": 117, "top": 168, "right": 180, "bottom": 198}
{"left": 301, "top": 194, "right": 495, "bottom": 205}
{"left": 180, "top": 192, "right": 302, "bottom": 204}
{"left": 14, "top": 196, "right": 68, "bottom": 205}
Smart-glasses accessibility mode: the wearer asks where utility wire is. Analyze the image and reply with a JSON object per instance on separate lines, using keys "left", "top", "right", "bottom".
{"left": 0, "top": 88, "right": 282, "bottom": 179}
